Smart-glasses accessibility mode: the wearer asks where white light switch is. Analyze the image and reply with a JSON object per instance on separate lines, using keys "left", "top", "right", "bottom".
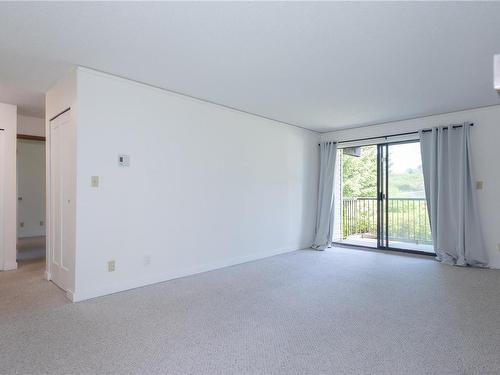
{"left": 108, "top": 260, "right": 115, "bottom": 272}
{"left": 91, "top": 176, "right": 99, "bottom": 188}
{"left": 476, "top": 181, "right": 484, "bottom": 190}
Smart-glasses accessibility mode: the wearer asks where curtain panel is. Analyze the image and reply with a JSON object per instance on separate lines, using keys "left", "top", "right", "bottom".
{"left": 312, "top": 142, "right": 337, "bottom": 250}
{"left": 419, "top": 123, "right": 488, "bottom": 267}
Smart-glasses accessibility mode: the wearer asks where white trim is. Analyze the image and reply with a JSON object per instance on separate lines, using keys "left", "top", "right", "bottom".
{"left": 72, "top": 247, "right": 297, "bottom": 302}
{"left": 320, "top": 105, "right": 492, "bottom": 143}
{"left": 46, "top": 109, "right": 76, "bottom": 295}
{"left": 66, "top": 289, "right": 75, "bottom": 302}
{"left": 45, "top": 107, "right": 51, "bottom": 284}
{"left": 493, "top": 54, "right": 500, "bottom": 91}
{"left": 0, "top": 104, "right": 17, "bottom": 271}
{"left": 3, "top": 261, "right": 17, "bottom": 271}
{"left": 76, "top": 67, "right": 319, "bottom": 135}
{"left": 319, "top": 104, "right": 500, "bottom": 134}
{"left": 0, "top": 129, "right": 4, "bottom": 270}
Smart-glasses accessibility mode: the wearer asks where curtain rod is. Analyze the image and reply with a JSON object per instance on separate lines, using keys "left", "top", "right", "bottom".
{"left": 319, "top": 123, "right": 474, "bottom": 146}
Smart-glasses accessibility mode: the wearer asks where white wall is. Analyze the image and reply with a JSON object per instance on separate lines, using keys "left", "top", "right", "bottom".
{"left": 18, "top": 115, "right": 45, "bottom": 137}
{"left": 321, "top": 105, "right": 500, "bottom": 269}
{"left": 70, "top": 68, "right": 319, "bottom": 301}
{"left": 0, "top": 103, "right": 17, "bottom": 271}
{"left": 17, "top": 139, "right": 46, "bottom": 238}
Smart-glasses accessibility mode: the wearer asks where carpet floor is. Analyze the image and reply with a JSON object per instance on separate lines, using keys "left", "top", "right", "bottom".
{"left": 1, "top": 247, "right": 500, "bottom": 374}
{"left": 17, "top": 236, "right": 46, "bottom": 261}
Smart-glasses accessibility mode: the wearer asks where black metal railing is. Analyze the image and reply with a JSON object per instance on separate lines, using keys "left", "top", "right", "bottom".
{"left": 342, "top": 197, "right": 432, "bottom": 244}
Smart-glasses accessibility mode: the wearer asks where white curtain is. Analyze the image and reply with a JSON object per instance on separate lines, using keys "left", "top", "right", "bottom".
{"left": 312, "top": 142, "right": 337, "bottom": 250}
{"left": 419, "top": 123, "right": 488, "bottom": 267}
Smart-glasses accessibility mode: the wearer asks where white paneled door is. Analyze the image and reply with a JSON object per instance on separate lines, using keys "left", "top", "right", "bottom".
{"left": 49, "top": 111, "right": 75, "bottom": 292}
{"left": 0, "top": 129, "right": 4, "bottom": 268}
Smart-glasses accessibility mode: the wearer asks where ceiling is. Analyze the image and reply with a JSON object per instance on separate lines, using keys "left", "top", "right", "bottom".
{"left": 1, "top": 2, "right": 500, "bottom": 132}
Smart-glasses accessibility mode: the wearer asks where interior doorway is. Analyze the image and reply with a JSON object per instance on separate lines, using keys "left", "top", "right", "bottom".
{"left": 335, "top": 141, "right": 434, "bottom": 255}
{"left": 16, "top": 135, "right": 46, "bottom": 263}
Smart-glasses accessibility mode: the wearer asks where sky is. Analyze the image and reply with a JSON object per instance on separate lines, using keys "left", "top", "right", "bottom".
{"left": 389, "top": 142, "right": 422, "bottom": 174}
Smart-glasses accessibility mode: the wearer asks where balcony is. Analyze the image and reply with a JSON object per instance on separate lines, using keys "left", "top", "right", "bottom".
{"left": 340, "top": 197, "right": 434, "bottom": 253}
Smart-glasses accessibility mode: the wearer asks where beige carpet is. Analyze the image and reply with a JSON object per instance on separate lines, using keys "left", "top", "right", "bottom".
{"left": 17, "top": 236, "right": 46, "bottom": 261}
{"left": 1, "top": 248, "right": 500, "bottom": 374}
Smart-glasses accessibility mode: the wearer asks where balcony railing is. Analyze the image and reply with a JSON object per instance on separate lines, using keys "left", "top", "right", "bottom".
{"left": 342, "top": 197, "right": 432, "bottom": 245}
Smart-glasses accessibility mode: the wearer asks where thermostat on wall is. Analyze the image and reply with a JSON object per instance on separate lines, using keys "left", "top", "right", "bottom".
{"left": 118, "top": 154, "right": 130, "bottom": 167}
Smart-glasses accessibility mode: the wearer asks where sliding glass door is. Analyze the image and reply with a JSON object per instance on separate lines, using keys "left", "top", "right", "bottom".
{"left": 385, "top": 142, "right": 433, "bottom": 252}
{"left": 377, "top": 144, "right": 388, "bottom": 248}
{"left": 336, "top": 140, "right": 433, "bottom": 255}
{"left": 339, "top": 145, "right": 378, "bottom": 248}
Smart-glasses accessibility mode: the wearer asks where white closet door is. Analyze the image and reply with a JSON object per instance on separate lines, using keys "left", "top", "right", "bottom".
{"left": 49, "top": 111, "right": 75, "bottom": 292}
{"left": 0, "top": 130, "right": 4, "bottom": 268}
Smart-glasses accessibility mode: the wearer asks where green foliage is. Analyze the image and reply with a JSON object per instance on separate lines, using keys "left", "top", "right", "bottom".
{"left": 388, "top": 166, "right": 425, "bottom": 198}
{"left": 342, "top": 198, "right": 432, "bottom": 243}
{"left": 341, "top": 145, "right": 430, "bottom": 243}
{"left": 342, "top": 146, "right": 377, "bottom": 198}
{"left": 342, "top": 147, "right": 425, "bottom": 198}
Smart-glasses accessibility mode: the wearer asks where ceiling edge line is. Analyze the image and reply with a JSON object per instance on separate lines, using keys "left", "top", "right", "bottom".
{"left": 319, "top": 103, "right": 500, "bottom": 134}
{"left": 76, "top": 65, "right": 320, "bottom": 135}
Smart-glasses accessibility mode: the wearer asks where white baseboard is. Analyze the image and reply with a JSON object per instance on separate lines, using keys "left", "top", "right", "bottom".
{"left": 2, "top": 261, "right": 18, "bottom": 271}
{"left": 66, "top": 290, "right": 75, "bottom": 302}
{"left": 71, "top": 247, "right": 298, "bottom": 302}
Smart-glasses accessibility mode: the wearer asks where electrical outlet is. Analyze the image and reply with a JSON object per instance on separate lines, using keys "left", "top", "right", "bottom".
{"left": 91, "top": 176, "right": 99, "bottom": 188}
{"left": 108, "top": 260, "right": 115, "bottom": 272}
{"left": 476, "top": 181, "right": 484, "bottom": 190}
{"left": 143, "top": 255, "right": 151, "bottom": 266}
{"left": 19, "top": 222, "right": 24, "bottom": 228}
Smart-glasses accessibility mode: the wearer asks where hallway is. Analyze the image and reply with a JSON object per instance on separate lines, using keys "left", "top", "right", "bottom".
{"left": 17, "top": 236, "right": 46, "bottom": 261}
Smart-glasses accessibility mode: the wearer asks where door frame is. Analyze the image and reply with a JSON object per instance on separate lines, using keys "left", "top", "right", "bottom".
{"left": 0, "top": 107, "right": 18, "bottom": 272}
{"left": 45, "top": 107, "right": 75, "bottom": 295}
{"left": 0, "top": 129, "right": 5, "bottom": 269}
{"left": 334, "top": 139, "right": 435, "bottom": 257}
{"left": 376, "top": 143, "right": 387, "bottom": 249}
{"left": 16, "top": 135, "right": 46, "bottom": 244}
